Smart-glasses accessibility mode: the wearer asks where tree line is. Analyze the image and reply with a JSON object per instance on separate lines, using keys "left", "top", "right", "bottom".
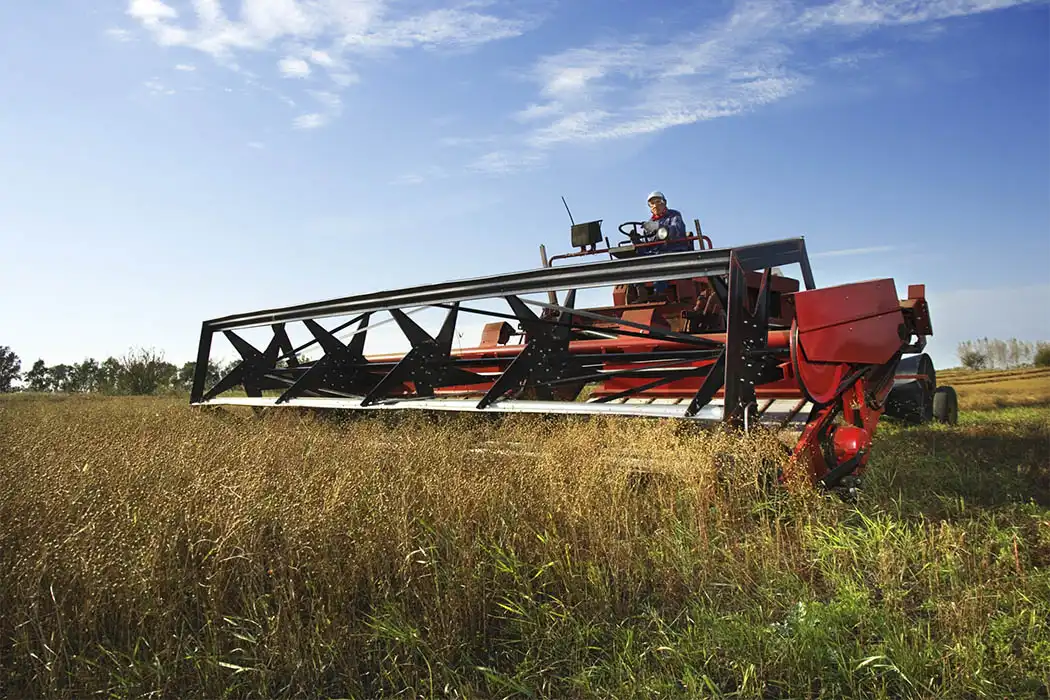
{"left": 0, "top": 346, "right": 226, "bottom": 395}
{"left": 957, "top": 338, "right": 1050, "bottom": 371}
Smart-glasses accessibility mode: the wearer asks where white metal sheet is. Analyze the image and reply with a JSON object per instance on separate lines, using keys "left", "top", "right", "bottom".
{"left": 194, "top": 396, "right": 810, "bottom": 425}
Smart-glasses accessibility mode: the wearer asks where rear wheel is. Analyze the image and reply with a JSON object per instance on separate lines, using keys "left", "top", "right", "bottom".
{"left": 883, "top": 353, "right": 936, "bottom": 425}
{"left": 932, "top": 386, "right": 958, "bottom": 425}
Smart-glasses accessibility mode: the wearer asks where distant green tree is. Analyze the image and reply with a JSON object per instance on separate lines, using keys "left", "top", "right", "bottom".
{"left": 177, "top": 360, "right": 223, "bottom": 392}
{"left": 0, "top": 346, "right": 21, "bottom": 392}
{"left": 117, "top": 348, "right": 177, "bottom": 395}
{"left": 959, "top": 350, "right": 987, "bottom": 370}
{"left": 49, "top": 364, "right": 71, "bottom": 392}
{"left": 957, "top": 341, "right": 987, "bottom": 370}
{"left": 24, "top": 359, "right": 52, "bottom": 392}
{"left": 1036, "top": 343, "right": 1050, "bottom": 368}
{"left": 67, "top": 359, "right": 101, "bottom": 393}
{"left": 97, "top": 357, "right": 123, "bottom": 394}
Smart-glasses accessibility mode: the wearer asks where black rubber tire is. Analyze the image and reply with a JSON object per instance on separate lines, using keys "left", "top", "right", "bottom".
{"left": 883, "top": 353, "right": 936, "bottom": 425}
{"left": 932, "top": 386, "right": 958, "bottom": 425}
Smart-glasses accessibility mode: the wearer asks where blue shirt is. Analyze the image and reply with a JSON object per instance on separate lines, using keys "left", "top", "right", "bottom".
{"left": 642, "top": 208, "right": 691, "bottom": 254}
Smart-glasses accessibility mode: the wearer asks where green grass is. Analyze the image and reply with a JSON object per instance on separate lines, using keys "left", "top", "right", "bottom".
{"left": 0, "top": 395, "right": 1047, "bottom": 699}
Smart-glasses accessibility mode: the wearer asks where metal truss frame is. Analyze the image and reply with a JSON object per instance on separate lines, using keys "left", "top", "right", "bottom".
{"left": 190, "top": 238, "right": 816, "bottom": 427}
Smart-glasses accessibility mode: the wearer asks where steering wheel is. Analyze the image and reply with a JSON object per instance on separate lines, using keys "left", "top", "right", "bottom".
{"left": 618, "top": 220, "right": 668, "bottom": 246}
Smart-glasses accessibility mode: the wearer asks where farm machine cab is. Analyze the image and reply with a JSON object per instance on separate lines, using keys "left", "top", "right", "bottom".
{"left": 533, "top": 216, "right": 800, "bottom": 335}
{"left": 189, "top": 209, "right": 956, "bottom": 496}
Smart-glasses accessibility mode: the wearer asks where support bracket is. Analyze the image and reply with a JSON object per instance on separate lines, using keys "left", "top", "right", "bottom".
{"left": 361, "top": 303, "right": 486, "bottom": 406}
{"left": 477, "top": 291, "right": 585, "bottom": 408}
{"left": 203, "top": 323, "right": 290, "bottom": 400}
{"left": 275, "top": 314, "right": 379, "bottom": 403}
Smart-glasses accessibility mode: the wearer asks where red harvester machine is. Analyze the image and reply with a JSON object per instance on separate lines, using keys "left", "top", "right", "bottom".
{"left": 190, "top": 215, "right": 956, "bottom": 495}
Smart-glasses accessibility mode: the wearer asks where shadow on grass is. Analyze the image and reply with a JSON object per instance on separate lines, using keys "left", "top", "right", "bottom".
{"left": 868, "top": 408, "right": 1049, "bottom": 517}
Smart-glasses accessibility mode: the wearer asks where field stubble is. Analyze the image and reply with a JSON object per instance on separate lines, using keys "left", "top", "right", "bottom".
{"left": 941, "top": 367, "right": 1050, "bottom": 411}
{"left": 0, "top": 392, "right": 1048, "bottom": 699}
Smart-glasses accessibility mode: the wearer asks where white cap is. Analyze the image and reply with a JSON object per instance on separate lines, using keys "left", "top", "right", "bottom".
{"left": 647, "top": 190, "right": 665, "bottom": 203}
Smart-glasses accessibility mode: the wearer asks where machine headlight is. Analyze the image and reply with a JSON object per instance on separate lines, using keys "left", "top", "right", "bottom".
{"left": 656, "top": 227, "right": 669, "bottom": 240}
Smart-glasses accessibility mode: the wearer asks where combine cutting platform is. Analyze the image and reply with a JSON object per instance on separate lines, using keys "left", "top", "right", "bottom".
{"left": 190, "top": 216, "right": 955, "bottom": 493}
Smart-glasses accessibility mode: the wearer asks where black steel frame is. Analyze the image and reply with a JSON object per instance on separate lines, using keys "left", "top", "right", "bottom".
{"left": 190, "top": 238, "right": 816, "bottom": 425}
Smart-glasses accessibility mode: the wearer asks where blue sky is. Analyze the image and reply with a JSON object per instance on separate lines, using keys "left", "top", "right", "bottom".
{"left": 1, "top": 0, "right": 1048, "bottom": 373}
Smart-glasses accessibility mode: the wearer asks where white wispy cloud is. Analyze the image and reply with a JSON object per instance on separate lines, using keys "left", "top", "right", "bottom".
{"left": 338, "top": 6, "right": 532, "bottom": 51}
{"left": 473, "top": 0, "right": 1042, "bottom": 174}
{"left": 795, "top": 0, "right": 1044, "bottom": 30}
{"left": 278, "top": 56, "right": 311, "bottom": 78}
{"left": 127, "top": 0, "right": 187, "bottom": 45}
{"left": 515, "top": 1, "right": 804, "bottom": 148}
{"left": 308, "top": 49, "right": 335, "bottom": 67}
{"left": 439, "top": 134, "right": 497, "bottom": 147}
{"left": 105, "top": 27, "right": 134, "bottom": 42}
{"left": 144, "top": 77, "right": 175, "bottom": 95}
{"left": 174, "top": 63, "right": 196, "bottom": 71}
{"left": 293, "top": 90, "right": 343, "bottom": 129}
{"left": 128, "top": 0, "right": 176, "bottom": 25}
{"left": 294, "top": 114, "right": 326, "bottom": 129}
{"left": 811, "top": 245, "right": 896, "bottom": 258}
{"left": 125, "top": 0, "right": 542, "bottom": 130}
{"left": 389, "top": 165, "right": 450, "bottom": 185}
{"left": 468, "top": 149, "right": 544, "bottom": 175}
{"left": 828, "top": 49, "right": 887, "bottom": 69}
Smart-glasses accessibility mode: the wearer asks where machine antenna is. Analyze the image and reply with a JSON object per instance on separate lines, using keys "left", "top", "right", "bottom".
{"left": 560, "top": 196, "right": 576, "bottom": 226}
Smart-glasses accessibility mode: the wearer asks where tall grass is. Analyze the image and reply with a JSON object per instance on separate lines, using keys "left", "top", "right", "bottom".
{"left": 1, "top": 396, "right": 1047, "bottom": 698}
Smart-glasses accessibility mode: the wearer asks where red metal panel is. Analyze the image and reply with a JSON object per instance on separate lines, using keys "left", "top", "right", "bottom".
{"left": 793, "top": 279, "right": 900, "bottom": 332}
{"left": 794, "top": 356, "right": 849, "bottom": 405}
{"left": 588, "top": 375, "right": 802, "bottom": 400}
{"left": 620, "top": 308, "right": 665, "bottom": 333}
{"left": 798, "top": 311, "right": 904, "bottom": 365}
{"left": 673, "top": 279, "right": 701, "bottom": 298}
{"left": 372, "top": 324, "right": 805, "bottom": 402}
{"left": 786, "top": 403, "right": 838, "bottom": 482}
{"left": 366, "top": 331, "right": 793, "bottom": 363}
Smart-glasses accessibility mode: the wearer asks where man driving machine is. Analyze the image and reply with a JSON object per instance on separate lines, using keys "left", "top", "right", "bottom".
{"left": 632, "top": 190, "right": 691, "bottom": 300}
{"left": 643, "top": 191, "right": 691, "bottom": 254}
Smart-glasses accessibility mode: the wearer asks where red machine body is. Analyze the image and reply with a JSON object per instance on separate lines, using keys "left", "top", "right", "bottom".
{"left": 357, "top": 243, "right": 935, "bottom": 487}
{"left": 191, "top": 219, "right": 948, "bottom": 494}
